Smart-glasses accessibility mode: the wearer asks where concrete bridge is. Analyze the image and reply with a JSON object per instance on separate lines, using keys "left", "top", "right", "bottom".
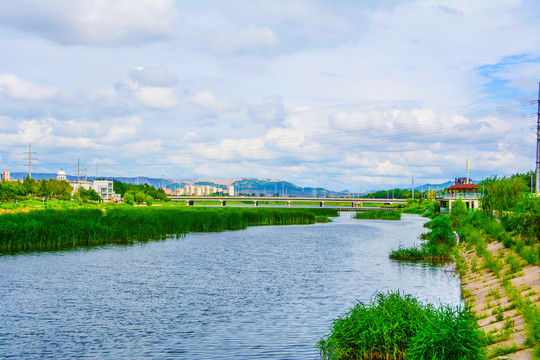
{"left": 169, "top": 196, "right": 407, "bottom": 209}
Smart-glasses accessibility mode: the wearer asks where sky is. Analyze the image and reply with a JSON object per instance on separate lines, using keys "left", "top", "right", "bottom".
{"left": 0, "top": 0, "right": 539, "bottom": 191}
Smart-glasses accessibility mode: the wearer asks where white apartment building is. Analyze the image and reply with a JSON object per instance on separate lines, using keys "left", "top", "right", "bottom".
{"left": 58, "top": 170, "right": 117, "bottom": 202}
{"left": 2, "top": 169, "right": 10, "bottom": 181}
{"left": 167, "top": 184, "right": 229, "bottom": 196}
{"left": 69, "top": 180, "right": 116, "bottom": 202}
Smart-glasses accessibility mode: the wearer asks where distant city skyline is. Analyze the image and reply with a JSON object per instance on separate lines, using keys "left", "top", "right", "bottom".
{"left": 0, "top": 1, "right": 539, "bottom": 190}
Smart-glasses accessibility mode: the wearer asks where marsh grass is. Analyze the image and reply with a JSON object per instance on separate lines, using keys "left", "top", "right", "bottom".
{"left": 0, "top": 207, "right": 338, "bottom": 253}
{"left": 353, "top": 210, "right": 401, "bottom": 220}
{"left": 317, "top": 291, "right": 486, "bottom": 360}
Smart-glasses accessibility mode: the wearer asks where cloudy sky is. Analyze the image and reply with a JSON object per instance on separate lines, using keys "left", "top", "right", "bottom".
{"left": 0, "top": 0, "right": 539, "bottom": 191}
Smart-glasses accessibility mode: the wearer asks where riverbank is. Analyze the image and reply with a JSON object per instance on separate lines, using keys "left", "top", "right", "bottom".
{"left": 459, "top": 241, "right": 540, "bottom": 359}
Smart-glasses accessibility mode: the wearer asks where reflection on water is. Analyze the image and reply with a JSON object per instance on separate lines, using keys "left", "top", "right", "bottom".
{"left": 0, "top": 213, "right": 461, "bottom": 359}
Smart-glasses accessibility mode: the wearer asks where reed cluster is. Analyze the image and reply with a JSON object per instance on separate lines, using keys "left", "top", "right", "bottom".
{"left": 390, "top": 215, "right": 455, "bottom": 261}
{"left": 0, "top": 207, "right": 338, "bottom": 253}
{"left": 317, "top": 291, "right": 486, "bottom": 360}
{"left": 354, "top": 210, "right": 401, "bottom": 220}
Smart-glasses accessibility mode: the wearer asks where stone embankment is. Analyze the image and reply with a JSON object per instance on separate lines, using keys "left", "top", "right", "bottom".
{"left": 460, "top": 242, "right": 540, "bottom": 360}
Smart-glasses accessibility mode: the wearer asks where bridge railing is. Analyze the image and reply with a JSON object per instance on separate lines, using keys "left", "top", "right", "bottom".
{"left": 435, "top": 192, "right": 482, "bottom": 199}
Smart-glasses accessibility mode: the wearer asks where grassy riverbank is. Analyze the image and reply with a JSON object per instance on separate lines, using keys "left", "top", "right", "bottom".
{"left": 390, "top": 195, "right": 540, "bottom": 358}
{"left": 453, "top": 206, "right": 540, "bottom": 359}
{"left": 0, "top": 206, "right": 338, "bottom": 253}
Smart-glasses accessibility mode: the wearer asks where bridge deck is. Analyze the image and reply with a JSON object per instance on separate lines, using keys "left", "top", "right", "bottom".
{"left": 169, "top": 196, "right": 406, "bottom": 204}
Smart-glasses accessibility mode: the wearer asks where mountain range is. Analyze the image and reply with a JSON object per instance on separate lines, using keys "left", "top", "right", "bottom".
{"left": 7, "top": 172, "right": 471, "bottom": 197}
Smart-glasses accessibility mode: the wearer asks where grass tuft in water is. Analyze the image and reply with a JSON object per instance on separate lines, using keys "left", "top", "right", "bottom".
{"left": 353, "top": 210, "right": 401, "bottom": 220}
{"left": 317, "top": 291, "right": 486, "bottom": 360}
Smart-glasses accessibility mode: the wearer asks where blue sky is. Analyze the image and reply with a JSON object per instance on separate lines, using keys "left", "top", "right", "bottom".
{"left": 0, "top": 0, "right": 539, "bottom": 191}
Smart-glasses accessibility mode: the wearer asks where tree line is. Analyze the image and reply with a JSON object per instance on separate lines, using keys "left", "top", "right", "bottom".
{"left": 0, "top": 178, "right": 169, "bottom": 203}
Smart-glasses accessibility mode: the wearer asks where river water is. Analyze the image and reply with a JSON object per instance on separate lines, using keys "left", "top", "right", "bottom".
{"left": 0, "top": 213, "right": 461, "bottom": 359}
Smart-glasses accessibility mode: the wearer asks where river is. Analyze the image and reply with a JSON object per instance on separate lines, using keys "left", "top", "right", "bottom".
{"left": 0, "top": 213, "right": 461, "bottom": 359}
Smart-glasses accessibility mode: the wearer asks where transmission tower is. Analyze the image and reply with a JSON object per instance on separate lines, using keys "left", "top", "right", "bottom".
{"left": 536, "top": 82, "right": 540, "bottom": 193}
{"left": 23, "top": 142, "right": 37, "bottom": 179}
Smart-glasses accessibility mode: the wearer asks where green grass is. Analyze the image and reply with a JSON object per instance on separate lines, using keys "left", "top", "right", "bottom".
{"left": 354, "top": 210, "right": 401, "bottom": 220}
{"left": 0, "top": 207, "right": 338, "bottom": 253}
{"left": 317, "top": 291, "right": 486, "bottom": 360}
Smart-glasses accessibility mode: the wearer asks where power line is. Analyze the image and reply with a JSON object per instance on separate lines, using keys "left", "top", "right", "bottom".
{"left": 5, "top": 101, "right": 535, "bottom": 154}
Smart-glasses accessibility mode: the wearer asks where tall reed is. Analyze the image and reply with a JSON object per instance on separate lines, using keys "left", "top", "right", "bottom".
{"left": 317, "top": 291, "right": 486, "bottom": 360}
{"left": 0, "top": 207, "right": 338, "bottom": 253}
{"left": 354, "top": 210, "right": 401, "bottom": 220}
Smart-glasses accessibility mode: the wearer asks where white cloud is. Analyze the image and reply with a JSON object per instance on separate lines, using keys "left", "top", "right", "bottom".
{"left": 134, "top": 86, "right": 179, "bottom": 110}
{"left": 0, "top": 0, "right": 179, "bottom": 46}
{"left": 125, "top": 77, "right": 179, "bottom": 110}
{"left": 0, "top": 74, "right": 58, "bottom": 101}
{"left": 0, "top": 1, "right": 539, "bottom": 189}
{"left": 129, "top": 66, "right": 178, "bottom": 87}
{"left": 247, "top": 95, "right": 285, "bottom": 126}
{"left": 187, "top": 91, "right": 235, "bottom": 112}
{"left": 237, "top": 25, "right": 279, "bottom": 49}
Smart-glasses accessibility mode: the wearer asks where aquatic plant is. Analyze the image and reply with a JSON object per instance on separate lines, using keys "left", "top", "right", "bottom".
{"left": 317, "top": 291, "right": 485, "bottom": 360}
{"left": 0, "top": 207, "right": 338, "bottom": 253}
{"left": 353, "top": 210, "right": 401, "bottom": 220}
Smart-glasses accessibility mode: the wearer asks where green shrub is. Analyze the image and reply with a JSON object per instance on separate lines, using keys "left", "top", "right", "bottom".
{"left": 407, "top": 305, "right": 486, "bottom": 360}
{"left": 389, "top": 246, "right": 425, "bottom": 261}
{"left": 451, "top": 198, "right": 468, "bottom": 227}
{"left": 505, "top": 255, "right": 522, "bottom": 274}
{"left": 424, "top": 215, "right": 454, "bottom": 246}
{"left": 318, "top": 291, "right": 486, "bottom": 360}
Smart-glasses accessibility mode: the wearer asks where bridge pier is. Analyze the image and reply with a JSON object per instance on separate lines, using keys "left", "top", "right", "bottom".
{"left": 287, "top": 201, "right": 291, "bottom": 207}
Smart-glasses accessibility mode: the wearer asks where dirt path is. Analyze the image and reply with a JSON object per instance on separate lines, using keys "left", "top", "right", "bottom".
{"left": 460, "top": 241, "right": 540, "bottom": 359}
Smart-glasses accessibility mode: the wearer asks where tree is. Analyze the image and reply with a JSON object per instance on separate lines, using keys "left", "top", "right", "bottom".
{"left": 135, "top": 191, "right": 146, "bottom": 204}
{"left": 124, "top": 192, "right": 135, "bottom": 205}
{"left": 22, "top": 177, "right": 38, "bottom": 197}
{"left": 145, "top": 195, "right": 154, "bottom": 206}
{"left": 481, "top": 176, "right": 528, "bottom": 216}
{"left": 450, "top": 198, "right": 467, "bottom": 228}
{"left": 73, "top": 187, "right": 101, "bottom": 202}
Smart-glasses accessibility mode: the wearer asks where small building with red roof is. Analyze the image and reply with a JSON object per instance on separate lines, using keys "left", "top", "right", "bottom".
{"left": 436, "top": 181, "right": 481, "bottom": 213}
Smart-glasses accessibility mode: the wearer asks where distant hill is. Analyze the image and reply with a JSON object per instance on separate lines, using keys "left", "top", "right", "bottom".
{"left": 8, "top": 172, "right": 466, "bottom": 197}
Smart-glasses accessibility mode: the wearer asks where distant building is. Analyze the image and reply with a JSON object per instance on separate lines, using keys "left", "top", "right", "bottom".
{"left": 93, "top": 180, "right": 115, "bottom": 202}
{"left": 436, "top": 179, "right": 481, "bottom": 213}
{"left": 57, "top": 169, "right": 117, "bottom": 202}
{"left": 164, "top": 184, "right": 231, "bottom": 196}
{"left": 69, "top": 180, "right": 116, "bottom": 202}
{"left": 455, "top": 177, "right": 471, "bottom": 185}
{"left": 2, "top": 169, "right": 10, "bottom": 181}
{"left": 56, "top": 169, "right": 67, "bottom": 181}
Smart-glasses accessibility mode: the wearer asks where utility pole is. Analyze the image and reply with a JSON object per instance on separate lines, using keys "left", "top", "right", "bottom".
{"left": 536, "top": 81, "right": 540, "bottom": 193}
{"left": 412, "top": 175, "right": 415, "bottom": 200}
{"left": 23, "top": 142, "right": 37, "bottom": 179}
